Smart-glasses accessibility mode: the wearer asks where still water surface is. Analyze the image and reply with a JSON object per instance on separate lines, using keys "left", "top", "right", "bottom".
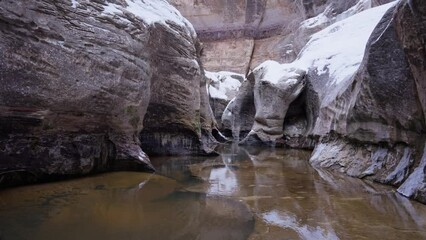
{"left": 1, "top": 145, "right": 426, "bottom": 240}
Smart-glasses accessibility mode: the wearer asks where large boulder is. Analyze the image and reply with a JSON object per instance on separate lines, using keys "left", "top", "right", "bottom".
{"left": 297, "top": 2, "right": 397, "bottom": 137}
{"left": 0, "top": 0, "right": 212, "bottom": 185}
{"left": 240, "top": 61, "right": 306, "bottom": 145}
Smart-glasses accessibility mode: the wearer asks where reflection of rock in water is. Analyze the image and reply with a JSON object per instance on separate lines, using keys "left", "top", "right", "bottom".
{"left": 187, "top": 145, "right": 426, "bottom": 239}
{"left": 154, "top": 191, "right": 255, "bottom": 240}
{"left": 1, "top": 147, "right": 426, "bottom": 240}
{"left": 262, "top": 210, "right": 339, "bottom": 240}
{"left": 0, "top": 172, "right": 254, "bottom": 240}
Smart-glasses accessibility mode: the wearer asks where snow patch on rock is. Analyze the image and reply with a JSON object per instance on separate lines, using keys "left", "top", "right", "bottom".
{"left": 259, "top": 1, "right": 396, "bottom": 88}
{"left": 297, "top": 1, "right": 396, "bottom": 86}
{"left": 253, "top": 60, "right": 305, "bottom": 85}
{"left": 206, "top": 71, "right": 244, "bottom": 101}
{"left": 300, "top": 0, "right": 374, "bottom": 30}
{"left": 71, "top": 0, "right": 78, "bottom": 8}
{"left": 102, "top": 0, "right": 196, "bottom": 36}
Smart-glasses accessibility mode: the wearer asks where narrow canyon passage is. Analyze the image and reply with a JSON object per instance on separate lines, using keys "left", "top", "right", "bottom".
{"left": 1, "top": 145, "right": 425, "bottom": 240}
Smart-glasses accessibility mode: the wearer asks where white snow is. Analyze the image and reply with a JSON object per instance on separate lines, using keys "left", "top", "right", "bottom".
{"left": 249, "top": 1, "right": 396, "bottom": 114}
{"left": 101, "top": 0, "right": 196, "bottom": 36}
{"left": 253, "top": 2, "right": 396, "bottom": 88}
{"left": 206, "top": 71, "right": 243, "bottom": 101}
{"left": 300, "top": 0, "right": 373, "bottom": 30}
{"left": 301, "top": 5, "right": 333, "bottom": 29}
{"left": 71, "top": 0, "right": 78, "bottom": 8}
{"left": 253, "top": 60, "right": 304, "bottom": 85}
{"left": 296, "top": 1, "right": 396, "bottom": 86}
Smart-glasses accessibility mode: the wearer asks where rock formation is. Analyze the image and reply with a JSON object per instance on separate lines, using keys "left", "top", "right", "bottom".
{"left": 205, "top": 71, "right": 244, "bottom": 130}
{"left": 216, "top": 0, "right": 426, "bottom": 204}
{"left": 308, "top": 0, "right": 426, "bottom": 203}
{"left": 221, "top": 74, "right": 256, "bottom": 140}
{"left": 240, "top": 61, "right": 306, "bottom": 145}
{"left": 0, "top": 0, "right": 216, "bottom": 186}
{"left": 139, "top": 28, "right": 217, "bottom": 156}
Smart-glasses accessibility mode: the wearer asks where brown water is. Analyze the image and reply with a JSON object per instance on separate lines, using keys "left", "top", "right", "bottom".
{"left": 1, "top": 145, "right": 426, "bottom": 240}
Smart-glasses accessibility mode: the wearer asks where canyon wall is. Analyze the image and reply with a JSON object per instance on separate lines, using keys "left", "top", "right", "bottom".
{"left": 0, "top": 0, "right": 216, "bottom": 186}
{"left": 171, "top": 0, "right": 392, "bottom": 73}
{"left": 306, "top": 0, "right": 426, "bottom": 203}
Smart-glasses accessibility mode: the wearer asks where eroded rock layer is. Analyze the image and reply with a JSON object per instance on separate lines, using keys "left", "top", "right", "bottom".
{"left": 0, "top": 0, "right": 215, "bottom": 186}
{"left": 308, "top": 0, "right": 426, "bottom": 203}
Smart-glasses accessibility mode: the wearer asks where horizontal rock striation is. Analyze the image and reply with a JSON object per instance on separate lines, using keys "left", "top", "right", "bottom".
{"left": 0, "top": 0, "right": 216, "bottom": 186}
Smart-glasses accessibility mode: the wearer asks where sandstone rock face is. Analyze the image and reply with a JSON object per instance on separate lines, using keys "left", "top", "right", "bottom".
{"left": 139, "top": 28, "right": 217, "bottom": 156}
{"left": 300, "top": 2, "right": 397, "bottom": 138}
{"left": 168, "top": 0, "right": 311, "bottom": 73}
{"left": 0, "top": 0, "right": 213, "bottom": 185}
{"left": 241, "top": 61, "right": 306, "bottom": 145}
{"left": 171, "top": 0, "right": 392, "bottom": 73}
{"left": 223, "top": 2, "right": 393, "bottom": 147}
{"left": 307, "top": 0, "right": 426, "bottom": 203}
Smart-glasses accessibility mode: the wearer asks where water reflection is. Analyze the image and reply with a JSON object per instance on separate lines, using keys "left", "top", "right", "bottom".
{"left": 0, "top": 172, "right": 254, "bottom": 240}
{"left": 262, "top": 210, "right": 339, "bottom": 240}
{"left": 1, "top": 145, "right": 426, "bottom": 240}
{"left": 183, "top": 145, "right": 426, "bottom": 240}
